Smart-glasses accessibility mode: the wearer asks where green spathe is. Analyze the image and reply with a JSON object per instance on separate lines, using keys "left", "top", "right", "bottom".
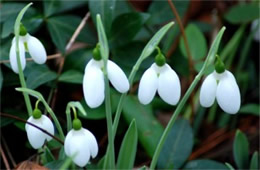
{"left": 215, "top": 55, "right": 225, "bottom": 73}
{"left": 93, "top": 44, "right": 102, "bottom": 61}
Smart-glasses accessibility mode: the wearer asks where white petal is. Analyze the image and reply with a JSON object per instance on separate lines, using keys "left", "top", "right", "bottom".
{"left": 138, "top": 66, "right": 158, "bottom": 105}
{"left": 26, "top": 117, "right": 46, "bottom": 149}
{"left": 107, "top": 60, "right": 129, "bottom": 93}
{"left": 84, "top": 59, "right": 102, "bottom": 73}
{"left": 216, "top": 72, "right": 241, "bottom": 114}
{"left": 41, "top": 115, "right": 54, "bottom": 141}
{"left": 83, "top": 128, "right": 98, "bottom": 158}
{"left": 67, "top": 129, "right": 90, "bottom": 167}
{"left": 158, "top": 64, "right": 181, "bottom": 105}
{"left": 27, "top": 35, "right": 47, "bottom": 64}
{"left": 9, "top": 39, "right": 26, "bottom": 74}
{"left": 200, "top": 73, "right": 217, "bottom": 107}
{"left": 64, "top": 130, "right": 74, "bottom": 156}
{"left": 83, "top": 66, "right": 105, "bottom": 108}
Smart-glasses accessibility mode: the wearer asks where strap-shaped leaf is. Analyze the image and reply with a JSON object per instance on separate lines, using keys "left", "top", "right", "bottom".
{"left": 233, "top": 130, "right": 249, "bottom": 169}
{"left": 117, "top": 119, "right": 138, "bottom": 169}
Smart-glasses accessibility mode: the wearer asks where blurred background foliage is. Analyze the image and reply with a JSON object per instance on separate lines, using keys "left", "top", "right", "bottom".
{"left": 0, "top": 0, "right": 259, "bottom": 169}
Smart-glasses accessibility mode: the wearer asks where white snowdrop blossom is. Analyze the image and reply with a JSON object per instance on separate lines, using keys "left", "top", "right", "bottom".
{"left": 200, "top": 70, "right": 241, "bottom": 114}
{"left": 64, "top": 127, "right": 98, "bottom": 167}
{"left": 9, "top": 33, "right": 47, "bottom": 73}
{"left": 83, "top": 59, "right": 129, "bottom": 108}
{"left": 138, "top": 63, "right": 181, "bottom": 105}
{"left": 25, "top": 115, "right": 54, "bottom": 149}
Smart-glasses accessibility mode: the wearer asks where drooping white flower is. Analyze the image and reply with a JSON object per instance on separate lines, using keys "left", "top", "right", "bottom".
{"left": 138, "top": 63, "right": 181, "bottom": 105}
{"left": 9, "top": 33, "right": 47, "bottom": 73}
{"left": 25, "top": 115, "right": 54, "bottom": 149}
{"left": 64, "top": 127, "right": 98, "bottom": 167}
{"left": 83, "top": 59, "right": 129, "bottom": 108}
{"left": 200, "top": 70, "right": 241, "bottom": 114}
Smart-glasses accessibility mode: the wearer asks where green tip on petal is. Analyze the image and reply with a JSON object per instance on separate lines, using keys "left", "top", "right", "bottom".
{"left": 215, "top": 55, "right": 225, "bottom": 73}
{"left": 73, "top": 119, "right": 82, "bottom": 130}
{"left": 93, "top": 44, "right": 102, "bottom": 61}
{"left": 19, "top": 23, "right": 27, "bottom": 36}
{"left": 32, "top": 108, "right": 42, "bottom": 119}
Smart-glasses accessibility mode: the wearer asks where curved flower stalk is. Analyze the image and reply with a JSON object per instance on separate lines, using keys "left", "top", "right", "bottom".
{"left": 25, "top": 108, "right": 54, "bottom": 149}
{"left": 138, "top": 47, "right": 181, "bottom": 105}
{"left": 9, "top": 24, "right": 47, "bottom": 73}
{"left": 83, "top": 45, "right": 129, "bottom": 108}
{"left": 64, "top": 119, "right": 98, "bottom": 167}
{"left": 200, "top": 55, "right": 241, "bottom": 114}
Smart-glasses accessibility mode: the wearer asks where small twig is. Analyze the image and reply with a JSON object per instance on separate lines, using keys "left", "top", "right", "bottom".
{"left": 0, "top": 144, "right": 11, "bottom": 170}
{"left": 66, "top": 12, "right": 90, "bottom": 51}
{"left": 1, "top": 136, "right": 17, "bottom": 168}
{"left": 0, "top": 53, "right": 61, "bottom": 64}
{"left": 0, "top": 113, "right": 64, "bottom": 145}
{"left": 167, "top": 0, "right": 195, "bottom": 120}
{"left": 50, "top": 11, "right": 90, "bottom": 109}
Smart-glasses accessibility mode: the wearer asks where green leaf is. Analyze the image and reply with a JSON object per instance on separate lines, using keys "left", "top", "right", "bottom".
{"left": 109, "top": 12, "right": 150, "bottom": 47}
{"left": 45, "top": 160, "right": 66, "bottom": 170}
{"left": 63, "top": 49, "right": 92, "bottom": 72}
{"left": 0, "top": 3, "right": 36, "bottom": 24}
{"left": 43, "top": 0, "right": 87, "bottom": 17}
{"left": 233, "top": 130, "right": 249, "bottom": 169}
{"left": 140, "top": 22, "right": 174, "bottom": 60}
{"left": 147, "top": 0, "right": 189, "bottom": 26}
{"left": 220, "top": 24, "right": 246, "bottom": 62}
{"left": 44, "top": 146, "right": 55, "bottom": 163}
{"left": 122, "top": 96, "right": 164, "bottom": 157}
{"left": 47, "top": 15, "right": 95, "bottom": 53}
{"left": 25, "top": 64, "right": 57, "bottom": 89}
{"left": 250, "top": 151, "right": 259, "bottom": 170}
{"left": 240, "top": 104, "right": 260, "bottom": 116}
{"left": 225, "top": 162, "right": 235, "bottom": 170}
{"left": 184, "top": 159, "right": 227, "bottom": 169}
{"left": 89, "top": 0, "right": 116, "bottom": 34}
{"left": 225, "top": 3, "right": 259, "bottom": 24}
{"left": 117, "top": 119, "right": 138, "bottom": 169}
{"left": 157, "top": 118, "right": 193, "bottom": 169}
{"left": 180, "top": 24, "right": 207, "bottom": 61}
{"left": 58, "top": 70, "right": 83, "bottom": 84}
{"left": 1, "top": 9, "right": 42, "bottom": 39}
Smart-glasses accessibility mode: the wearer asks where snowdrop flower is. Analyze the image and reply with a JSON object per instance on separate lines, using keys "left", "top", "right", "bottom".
{"left": 200, "top": 56, "right": 241, "bottom": 114}
{"left": 25, "top": 109, "right": 54, "bottom": 149}
{"left": 9, "top": 24, "right": 47, "bottom": 73}
{"left": 83, "top": 45, "right": 129, "bottom": 108}
{"left": 138, "top": 47, "right": 181, "bottom": 105}
{"left": 64, "top": 119, "right": 98, "bottom": 167}
{"left": 251, "top": 19, "right": 260, "bottom": 42}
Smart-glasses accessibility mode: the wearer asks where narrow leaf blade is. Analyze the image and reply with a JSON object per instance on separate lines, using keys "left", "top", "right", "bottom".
{"left": 117, "top": 119, "right": 138, "bottom": 169}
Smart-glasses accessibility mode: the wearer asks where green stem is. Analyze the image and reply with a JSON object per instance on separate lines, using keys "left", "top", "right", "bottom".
{"left": 112, "top": 58, "right": 142, "bottom": 138}
{"left": 150, "top": 26, "right": 226, "bottom": 169}
{"left": 14, "top": 3, "right": 33, "bottom": 116}
{"left": 150, "top": 72, "right": 203, "bottom": 169}
{"left": 103, "top": 70, "right": 115, "bottom": 168}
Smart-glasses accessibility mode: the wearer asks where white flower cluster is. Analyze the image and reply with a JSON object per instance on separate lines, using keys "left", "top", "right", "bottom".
{"left": 12, "top": 24, "right": 241, "bottom": 168}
